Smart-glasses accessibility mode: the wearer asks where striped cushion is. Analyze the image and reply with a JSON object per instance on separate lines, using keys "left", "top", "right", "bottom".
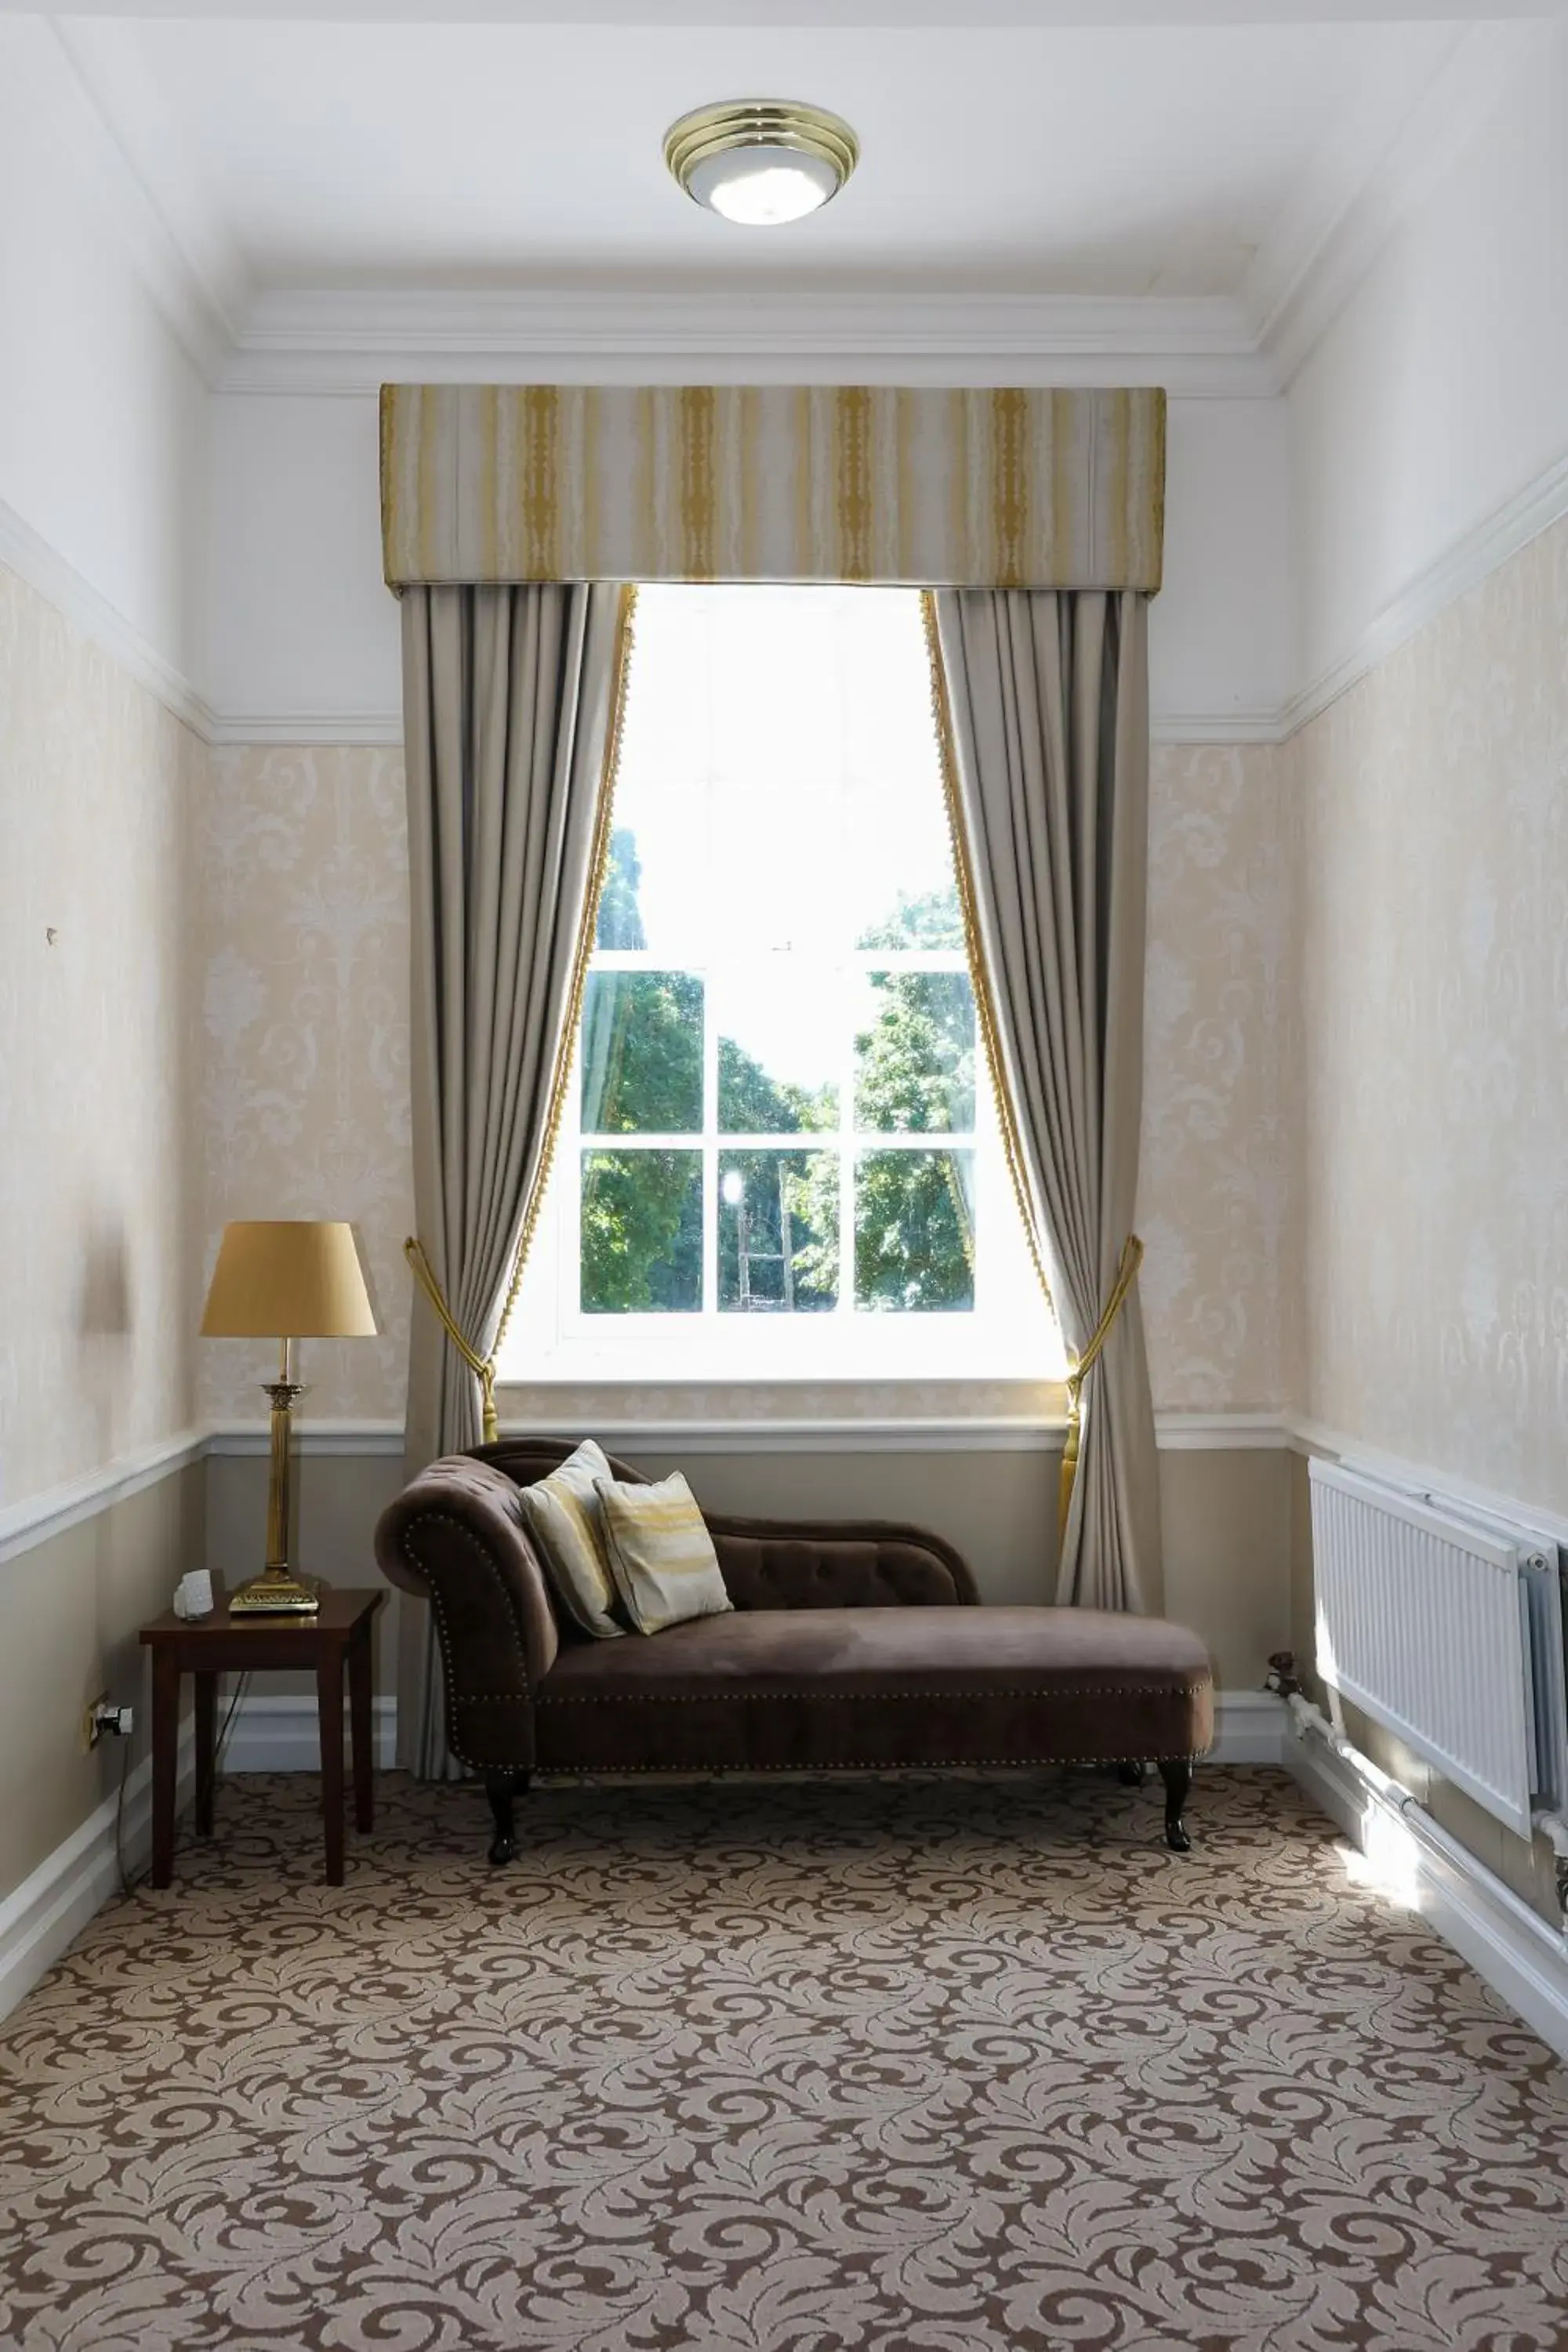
{"left": 518, "top": 1441, "right": 624, "bottom": 1639}
{"left": 594, "top": 1472, "right": 734, "bottom": 1637}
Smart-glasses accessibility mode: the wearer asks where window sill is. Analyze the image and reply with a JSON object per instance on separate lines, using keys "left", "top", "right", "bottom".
{"left": 494, "top": 1375, "right": 1070, "bottom": 1451}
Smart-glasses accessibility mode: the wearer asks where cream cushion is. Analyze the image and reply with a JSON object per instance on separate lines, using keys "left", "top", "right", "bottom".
{"left": 594, "top": 1472, "right": 735, "bottom": 1636}
{"left": 517, "top": 1440, "right": 624, "bottom": 1639}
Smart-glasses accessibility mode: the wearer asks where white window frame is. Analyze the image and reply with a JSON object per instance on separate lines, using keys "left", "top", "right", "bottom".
{"left": 498, "top": 586, "right": 1062, "bottom": 1387}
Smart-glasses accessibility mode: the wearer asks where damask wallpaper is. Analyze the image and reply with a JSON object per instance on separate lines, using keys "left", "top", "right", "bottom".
{"left": 1296, "top": 509, "right": 1568, "bottom": 1515}
{"left": 0, "top": 561, "right": 201, "bottom": 1504}
{"left": 30, "top": 512, "right": 1554, "bottom": 1482}
{"left": 198, "top": 746, "right": 412, "bottom": 1427}
{"left": 193, "top": 738, "right": 1294, "bottom": 1428}
{"left": 1141, "top": 742, "right": 1297, "bottom": 1412}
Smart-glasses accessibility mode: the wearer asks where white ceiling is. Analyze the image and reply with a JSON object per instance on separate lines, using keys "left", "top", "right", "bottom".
{"left": 13, "top": 7, "right": 1546, "bottom": 392}
{"left": 60, "top": 14, "right": 1461, "bottom": 299}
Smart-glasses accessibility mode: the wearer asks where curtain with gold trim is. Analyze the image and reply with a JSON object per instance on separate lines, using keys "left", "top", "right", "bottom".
{"left": 927, "top": 588, "right": 1160, "bottom": 1614}
{"left": 398, "top": 580, "right": 634, "bottom": 1779}
{"left": 381, "top": 384, "right": 1166, "bottom": 592}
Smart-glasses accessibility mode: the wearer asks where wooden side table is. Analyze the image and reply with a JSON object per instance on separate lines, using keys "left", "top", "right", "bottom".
{"left": 140, "top": 1586, "right": 386, "bottom": 1886}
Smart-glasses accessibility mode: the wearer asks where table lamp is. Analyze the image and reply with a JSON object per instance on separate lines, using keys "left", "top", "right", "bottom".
{"left": 200, "top": 1220, "right": 378, "bottom": 1613}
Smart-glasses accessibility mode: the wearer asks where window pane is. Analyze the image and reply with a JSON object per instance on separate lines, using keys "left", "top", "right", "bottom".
{"left": 855, "top": 1150, "right": 975, "bottom": 1312}
{"left": 718, "top": 1151, "right": 839, "bottom": 1313}
{"left": 580, "top": 972, "right": 703, "bottom": 1134}
{"left": 855, "top": 971, "right": 976, "bottom": 1134}
{"left": 717, "top": 969, "right": 838, "bottom": 1134}
{"left": 581, "top": 1150, "right": 702, "bottom": 1313}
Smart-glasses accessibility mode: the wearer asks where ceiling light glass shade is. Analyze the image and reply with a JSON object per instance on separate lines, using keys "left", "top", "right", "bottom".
{"left": 665, "top": 101, "right": 858, "bottom": 227}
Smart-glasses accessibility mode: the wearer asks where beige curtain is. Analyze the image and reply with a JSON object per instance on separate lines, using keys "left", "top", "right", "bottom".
{"left": 398, "top": 581, "right": 633, "bottom": 1777}
{"left": 928, "top": 589, "right": 1160, "bottom": 1614}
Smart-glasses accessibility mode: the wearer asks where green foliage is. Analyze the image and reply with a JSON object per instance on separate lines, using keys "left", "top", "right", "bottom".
{"left": 855, "top": 971, "right": 975, "bottom": 1134}
{"left": 718, "top": 1151, "right": 839, "bottom": 1312}
{"left": 597, "top": 829, "right": 648, "bottom": 951}
{"left": 576, "top": 829, "right": 976, "bottom": 1315}
{"left": 851, "top": 1149, "right": 975, "bottom": 1312}
{"left": 580, "top": 971, "right": 702, "bottom": 1132}
{"left": 581, "top": 1150, "right": 702, "bottom": 1313}
{"left": 718, "top": 1036, "right": 836, "bottom": 1134}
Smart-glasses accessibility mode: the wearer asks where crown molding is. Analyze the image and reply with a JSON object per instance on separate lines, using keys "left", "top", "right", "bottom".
{"left": 220, "top": 287, "right": 1273, "bottom": 398}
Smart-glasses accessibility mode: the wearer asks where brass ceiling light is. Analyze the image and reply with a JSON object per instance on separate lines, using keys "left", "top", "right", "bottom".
{"left": 663, "top": 100, "right": 859, "bottom": 227}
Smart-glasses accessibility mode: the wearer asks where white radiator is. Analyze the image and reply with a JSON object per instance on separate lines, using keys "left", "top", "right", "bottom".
{"left": 1308, "top": 1459, "right": 1568, "bottom": 1841}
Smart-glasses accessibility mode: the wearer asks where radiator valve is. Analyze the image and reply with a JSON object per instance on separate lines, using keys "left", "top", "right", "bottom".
{"left": 1265, "top": 1651, "right": 1302, "bottom": 1701}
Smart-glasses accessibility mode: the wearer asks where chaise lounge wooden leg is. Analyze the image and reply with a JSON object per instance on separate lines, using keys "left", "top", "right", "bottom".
{"left": 1158, "top": 1759, "right": 1192, "bottom": 1853}
{"left": 485, "top": 1769, "right": 530, "bottom": 1866}
{"left": 1116, "top": 1760, "right": 1145, "bottom": 1788}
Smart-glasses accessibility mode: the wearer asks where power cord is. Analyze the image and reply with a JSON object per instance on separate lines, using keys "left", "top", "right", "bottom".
{"left": 115, "top": 1671, "right": 251, "bottom": 1898}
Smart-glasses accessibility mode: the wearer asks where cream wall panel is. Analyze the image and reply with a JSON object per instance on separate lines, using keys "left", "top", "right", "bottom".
{"left": 0, "top": 560, "right": 201, "bottom": 1508}
{"left": 1297, "top": 510, "right": 1568, "bottom": 1516}
{"left": 0, "top": 1461, "right": 202, "bottom": 1903}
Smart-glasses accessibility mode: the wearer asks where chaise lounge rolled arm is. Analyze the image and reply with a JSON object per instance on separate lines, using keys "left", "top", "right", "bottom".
{"left": 376, "top": 1439, "right": 1213, "bottom": 1860}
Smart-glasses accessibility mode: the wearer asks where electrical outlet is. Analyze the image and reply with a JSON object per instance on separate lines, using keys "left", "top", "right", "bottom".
{"left": 83, "top": 1697, "right": 134, "bottom": 1748}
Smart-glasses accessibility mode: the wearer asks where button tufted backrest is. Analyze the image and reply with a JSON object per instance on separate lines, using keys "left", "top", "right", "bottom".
{"left": 706, "top": 1519, "right": 978, "bottom": 1608}
{"left": 455, "top": 1438, "right": 980, "bottom": 1612}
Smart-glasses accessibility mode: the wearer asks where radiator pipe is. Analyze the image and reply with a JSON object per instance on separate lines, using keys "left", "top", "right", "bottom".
{"left": 1286, "top": 1692, "right": 1568, "bottom": 1939}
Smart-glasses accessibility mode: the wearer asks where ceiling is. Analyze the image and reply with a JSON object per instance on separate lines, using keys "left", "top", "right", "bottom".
{"left": 56, "top": 16, "right": 1462, "bottom": 297}
{"left": 13, "top": 7, "right": 1546, "bottom": 390}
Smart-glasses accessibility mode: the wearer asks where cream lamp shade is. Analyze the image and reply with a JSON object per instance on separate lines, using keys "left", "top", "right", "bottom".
{"left": 201, "top": 1221, "right": 377, "bottom": 1339}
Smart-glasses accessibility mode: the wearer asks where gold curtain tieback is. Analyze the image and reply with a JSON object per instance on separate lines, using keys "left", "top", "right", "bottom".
{"left": 1059, "top": 1234, "right": 1144, "bottom": 1541}
{"left": 405, "top": 1237, "right": 499, "bottom": 1446}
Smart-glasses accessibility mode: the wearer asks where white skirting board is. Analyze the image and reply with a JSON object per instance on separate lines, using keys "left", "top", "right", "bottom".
{"left": 0, "top": 1731, "right": 194, "bottom": 2022}
{"left": 1287, "top": 1708, "right": 1568, "bottom": 2068}
{"left": 222, "top": 1692, "right": 399, "bottom": 1774}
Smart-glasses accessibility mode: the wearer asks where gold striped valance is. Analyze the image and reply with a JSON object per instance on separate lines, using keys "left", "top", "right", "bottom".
{"left": 380, "top": 384, "right": 1166, "bottom": 593}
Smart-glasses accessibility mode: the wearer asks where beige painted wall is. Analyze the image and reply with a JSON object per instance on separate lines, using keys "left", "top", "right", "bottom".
{"left": 301, "top": 1439, "right": 1283, "bottom": 1702}
{"left": 636, "top": 1443, "right": 1292, "bottom": 1691}
{"left": 204, "top": 1446, "right": 405, "bottom": 1700}
{"left": 0, "top": 1464, "right": 204, "bottom": 1899}
{"left": 0, "top": 560, "right": 201, "bottom": 1504}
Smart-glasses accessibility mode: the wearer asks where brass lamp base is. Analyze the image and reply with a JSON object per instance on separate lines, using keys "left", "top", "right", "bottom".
{"left": 230, "top": 1566, "right": 321, "bottom": 1615}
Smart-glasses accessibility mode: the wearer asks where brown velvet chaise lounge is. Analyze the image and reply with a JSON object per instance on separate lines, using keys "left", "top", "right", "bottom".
{"left": 375, "top": 1439, "right": 1214, "bottom": 1863}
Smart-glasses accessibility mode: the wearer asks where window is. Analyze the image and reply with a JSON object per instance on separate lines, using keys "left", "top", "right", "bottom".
{"left": 501, "top": 586, "right": 1062, "bottom": 1384}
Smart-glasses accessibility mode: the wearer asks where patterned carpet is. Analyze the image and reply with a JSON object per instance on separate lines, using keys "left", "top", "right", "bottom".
{"left": 4, "top": 1767, "right": 1568, "bottom": 2351}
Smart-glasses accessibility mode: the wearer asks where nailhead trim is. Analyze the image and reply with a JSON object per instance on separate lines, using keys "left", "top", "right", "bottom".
{"left": 405, "top": 1513, "right": 542, "bottom": 1773}
{"left": 529, "top": 1754, "right": 1203, "bottom": 1773}
{"left": 538, "top": 1682, "right": 1209, "bottom": 1705}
